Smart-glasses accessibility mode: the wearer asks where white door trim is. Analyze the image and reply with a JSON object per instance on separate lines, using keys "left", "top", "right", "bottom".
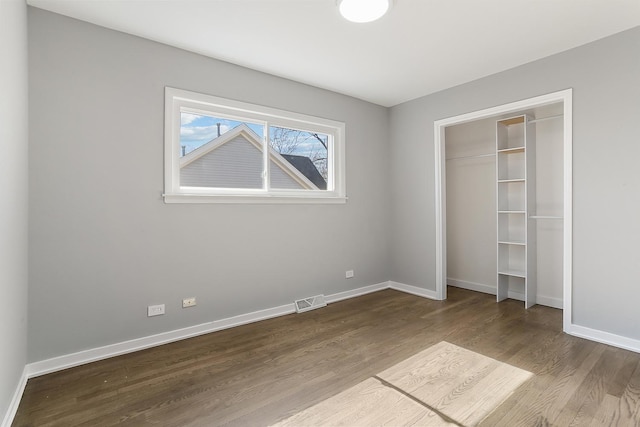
{"left": 433, "top": 89, "right": 573, "bottom": 333}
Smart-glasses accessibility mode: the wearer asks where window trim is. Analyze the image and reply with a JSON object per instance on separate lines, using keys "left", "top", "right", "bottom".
{"left": 163, "top": 87, "right": 346, "bottom": 204}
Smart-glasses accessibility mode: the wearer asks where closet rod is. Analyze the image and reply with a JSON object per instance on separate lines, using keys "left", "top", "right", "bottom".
{"left": 528, "top": 114, "right": 563, "bottom": 124}
{"left": 446, "top": 153, "right": 495, "bottom": 161}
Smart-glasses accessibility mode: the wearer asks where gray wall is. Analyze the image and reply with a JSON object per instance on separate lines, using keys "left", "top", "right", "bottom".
{"left": 24, "top": 6, "right": 640, "bottom": 365}
{"left": 389, "top": 26, "right": 640, "bottom": 340}
{"left": 28, "top": 8, "right": 390, "bottom": 362}
{"left": 0, "top": 0, "right": 29, "bottom": 420}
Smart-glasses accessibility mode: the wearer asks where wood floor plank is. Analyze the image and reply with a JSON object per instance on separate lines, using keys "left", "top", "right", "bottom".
{"left": 554, "top": 346, "right": 629, "bottom": 427}
{"left": 481, "top": 338, "right": 606, "bottom": 427}
{"left": 379, "top": 341, "right": 532, "bottom": 426}
{"left": 272, "top": 377, "right": 454, "bottom": 427}
{"left": 12, "top": 288, "right": 640, "bottom": 427}
{"left": 589, "top": 394, "right": 621, "bottom": 426}
{"left": 618, "top": 360, "right": 640, "bottom": 425}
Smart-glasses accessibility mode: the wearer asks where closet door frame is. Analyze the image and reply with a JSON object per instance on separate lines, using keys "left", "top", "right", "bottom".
{"left": 433, "top": 89, "right": 573, "bottom": 333}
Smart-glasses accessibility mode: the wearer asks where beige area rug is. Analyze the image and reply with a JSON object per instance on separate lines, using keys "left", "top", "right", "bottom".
{"left": 273, "top": 341, "right": 532, "bottom": 426}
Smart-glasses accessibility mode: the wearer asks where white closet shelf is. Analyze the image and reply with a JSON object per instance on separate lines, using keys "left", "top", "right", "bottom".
{"left": 528, "top": 114, "right": 563, "bottom": 124}
{"left": 446, "top": 153, "right": 495, "bottom": 161}
{"left": 498, "top": 269, "right": 526, "bottom": 278}
{"left": 496, "top": 113, "right": 536, "bottom": 308}
{"left": 498, "top": 147, "right": 525, "bottom": 154}
{"left": 499, "top": 117, "right": 525, "bottom": 126}
{"left": 498, "top": 240, "right": 526, "bottom": 246}
{"left": 529, "top": 215, "right": 563, "bottom": 220}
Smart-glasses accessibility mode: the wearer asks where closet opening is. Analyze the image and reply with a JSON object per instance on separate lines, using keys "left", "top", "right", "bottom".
{"left": 433, "top": 89, "right": 572, "bottom": 332}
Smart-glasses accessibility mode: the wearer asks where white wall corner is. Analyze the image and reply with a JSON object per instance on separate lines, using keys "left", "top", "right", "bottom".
{"left": 325, "top": 282, "right": 390, "bottom": 304}
{"left": 389, "top": 281, "right": 440, "bottom": 300}
{"left": 447, "top": 278, "right": 495, "bottom": 295}
{"left": 535, "top": 295, "right": 563, "bottom": 310}
{"left": 1, "top": 367, "right": 28, "bottom": 427}
{"left": 567, "top": 324, "right": 640, "bottom": 354}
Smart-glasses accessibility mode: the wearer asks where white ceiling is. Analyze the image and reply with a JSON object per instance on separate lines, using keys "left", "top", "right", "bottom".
{"left": 27, "top": 0, "right": 640, "bottom": 107}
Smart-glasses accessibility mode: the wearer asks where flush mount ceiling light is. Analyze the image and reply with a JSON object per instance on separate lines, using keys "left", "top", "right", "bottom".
{"left": 338, "top": 0, "right": 391, "bottom": 23}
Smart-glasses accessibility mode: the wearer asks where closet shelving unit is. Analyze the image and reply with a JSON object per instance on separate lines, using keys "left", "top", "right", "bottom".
{"left": 496, "top": 115, "right": 536, "bottom": 308}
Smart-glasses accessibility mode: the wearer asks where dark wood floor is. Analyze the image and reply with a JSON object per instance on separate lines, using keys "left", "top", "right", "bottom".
{"left": 13, "top": 287, "right": 640, "bottom": 426}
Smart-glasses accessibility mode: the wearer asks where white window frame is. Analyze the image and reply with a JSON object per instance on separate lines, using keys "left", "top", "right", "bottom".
{"left": 164, "top": 87, "right": 346, "bottom": 204}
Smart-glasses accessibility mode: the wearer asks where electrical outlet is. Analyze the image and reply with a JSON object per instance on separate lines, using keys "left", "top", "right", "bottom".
{"left": 182, "top": 297, "right": 196, "bottom": 308}
{"left": 346, "top": 270, "right": 354, "bottom": 279}
{"left": 147, "top": 304, "right": 165, "bottom": 317}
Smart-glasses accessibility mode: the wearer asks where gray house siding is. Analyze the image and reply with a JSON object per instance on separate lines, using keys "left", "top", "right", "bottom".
{"left": 180, "top": 134, "right": 302, "bottom": 189}
{"left": 270, "top": 163, "right": 303, "bottom": 189}
{"left": 181, "top": 135, "right": 261, "bottom": 188}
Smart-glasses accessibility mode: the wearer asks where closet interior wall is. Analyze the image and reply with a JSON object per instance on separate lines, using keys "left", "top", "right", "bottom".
{"left": 444, "top": 103, "right": 564, "bottom": 308}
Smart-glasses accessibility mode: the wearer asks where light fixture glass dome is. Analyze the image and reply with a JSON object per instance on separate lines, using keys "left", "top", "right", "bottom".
{"left": 338, "top": 0, "right": 391, "bottom": 23}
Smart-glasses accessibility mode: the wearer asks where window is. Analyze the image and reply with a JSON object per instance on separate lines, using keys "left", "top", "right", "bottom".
{"left": 164, "top": 88, "right": 346, "bottom": 203}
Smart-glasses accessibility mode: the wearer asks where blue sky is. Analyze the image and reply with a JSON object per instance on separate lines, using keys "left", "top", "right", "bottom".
{"left": 180, "top": 112, "right": 263, "bottom": 155}
{"left": 180, "top": 112, "right": 328, "bottom": 161}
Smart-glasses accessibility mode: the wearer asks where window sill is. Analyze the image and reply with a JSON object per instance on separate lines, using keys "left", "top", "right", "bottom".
{"left": 163, "top": 193, "right": 348, "bottom": 204}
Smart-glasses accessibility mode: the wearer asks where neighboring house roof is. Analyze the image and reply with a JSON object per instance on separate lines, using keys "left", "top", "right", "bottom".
{"left": 281, "top": 154, "right": 327, "bottom": 190}
{"left": 180, "top": 124, "right": 326, "bottom": 190}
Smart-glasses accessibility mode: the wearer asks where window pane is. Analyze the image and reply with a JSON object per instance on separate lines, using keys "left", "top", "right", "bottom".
{"left": 179, "top": 112, "right": 265, "bottom": 189}
{"left": 165, "top": 88, "right": 345, "bottom": 202}
{"left": 268, "top": 126, "right": 328, "bottom": 190}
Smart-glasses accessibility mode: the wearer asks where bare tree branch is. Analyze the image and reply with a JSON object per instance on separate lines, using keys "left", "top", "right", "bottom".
{"left": 270, "top": 127, "right": 329, "bottom": 180}
{"left": 311, "top": 133, "right": 328, "bottom": 149}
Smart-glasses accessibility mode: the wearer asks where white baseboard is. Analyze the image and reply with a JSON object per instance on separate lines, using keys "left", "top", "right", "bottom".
{"left": 536, "top": 295, "right": 563, "bottom": 310}
{"left": 27, "top": 282, "right": 391, "bottom": 378}
{"left": 325, "top": 282, "right": 389, "bottom": 303}
{"left": 1, "top": 367, "right": 27, "bottom": 427}
{"left": 15, "top": 278, "right": 586, "bottom": 380}
{"left": 389, "top": 281, "right": 439, "bottom": 300}
{"left": 26, "top": 302, "right": 297, "bottom": 378}
{"left": 567, "top": 324, "right": 640, "bottom": 354}
{"left": 3, "top": 280, "right": 427, "bottom": 426}
{"left": 447, "top": 277, "right": 524, "bottom": 300}
{"left": 7, "top": 279, "right": 638, "bottom": 427}
{"left": 447, "top": 278, "right": 563, "bottom": 309}
{"left": 446, "top": 279, "right": 635, "bottom": 351}
{"left": 447, "top": 278, "right": 495, "bottom": 295}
